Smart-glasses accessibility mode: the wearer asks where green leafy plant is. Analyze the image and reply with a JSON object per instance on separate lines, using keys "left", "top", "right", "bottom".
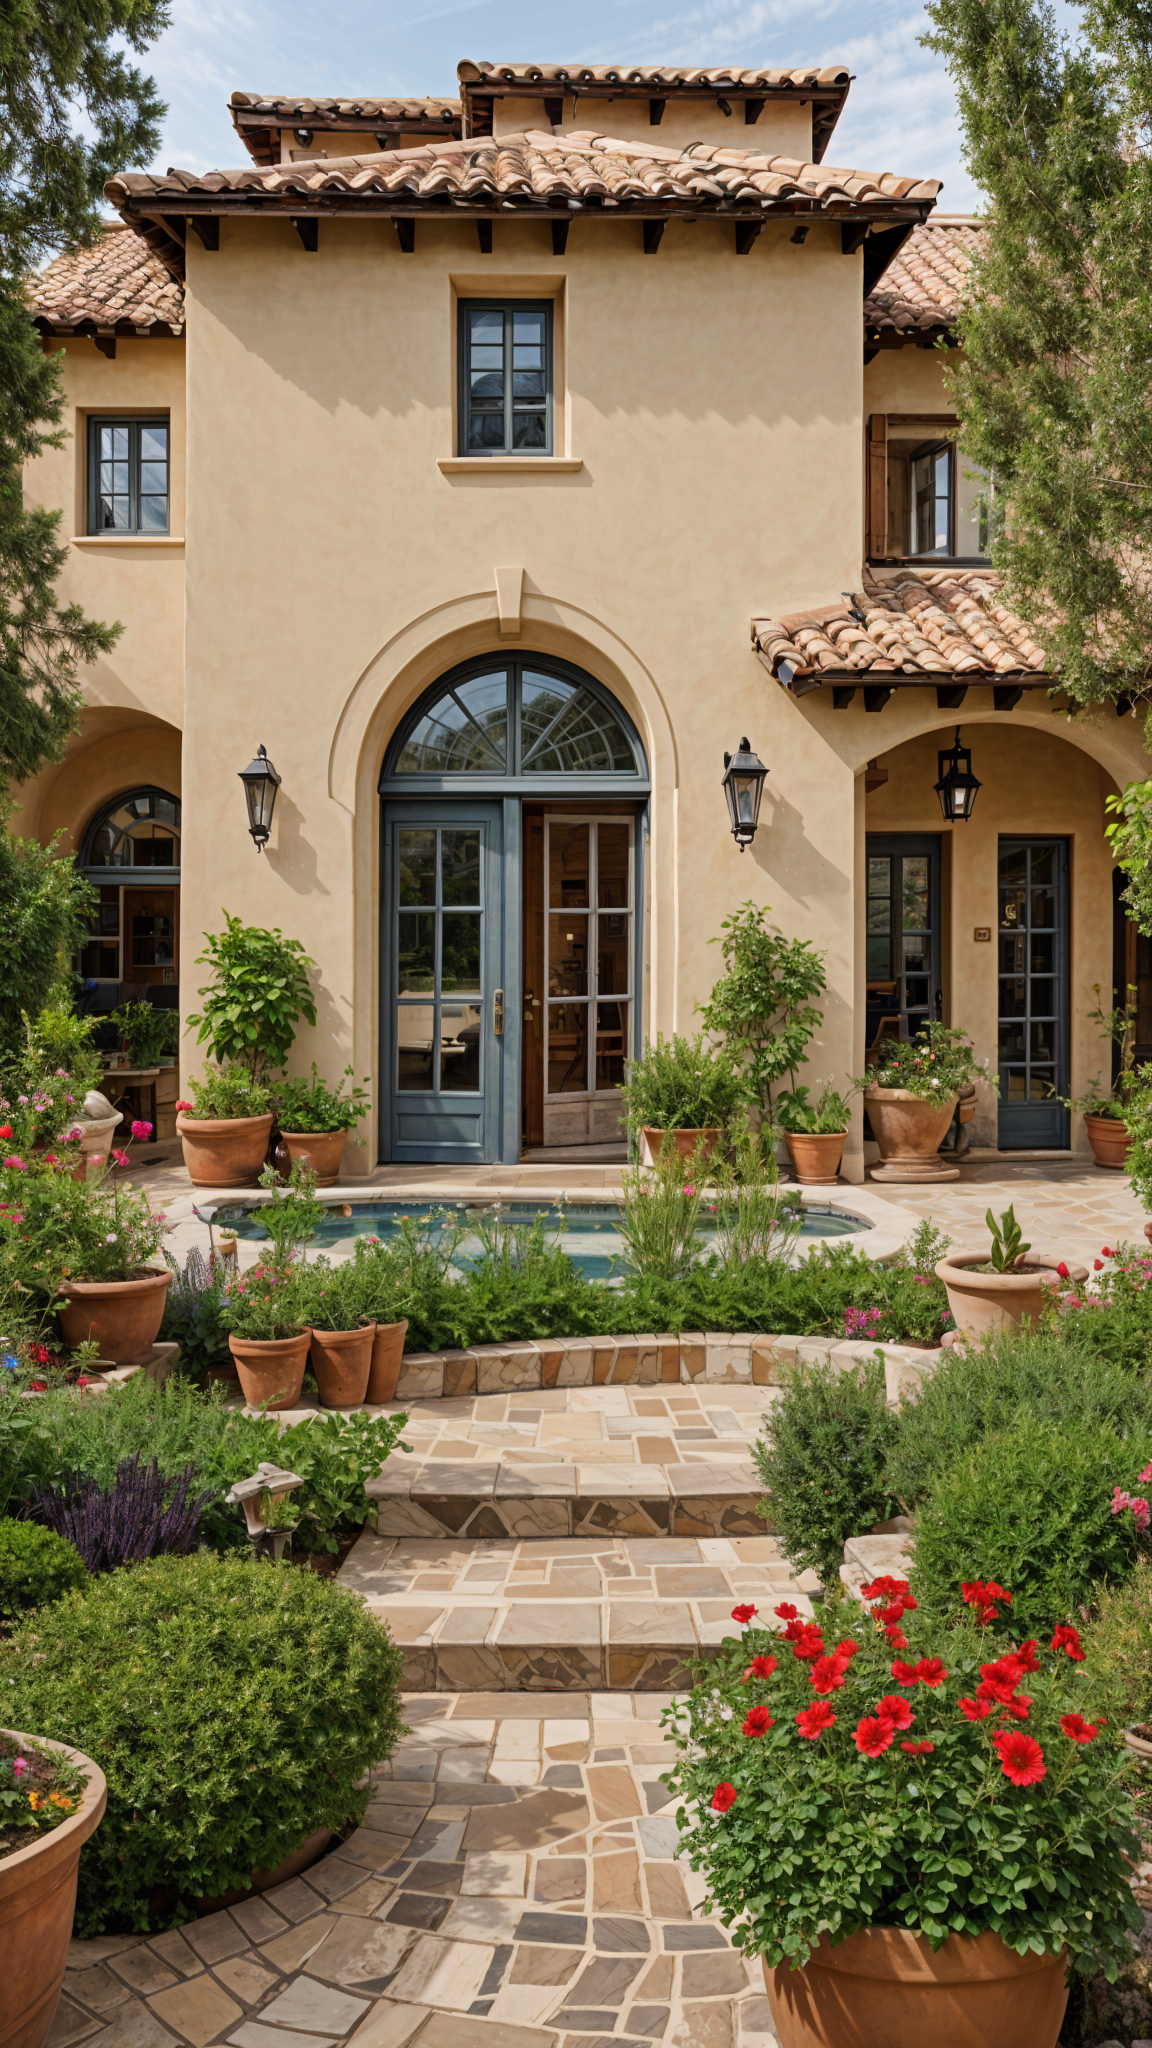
{"left": 665, "top": 1578, "right": 1139, "bottom": 1979}
{"left": 270, "top": 1409, "right": 410, "bottom": 1552}
{"left": 1061, "top": 983, "right": 1140, "bottom": 1119}
{"left": 0, "top": 1157, "right": 170, "bottom": 1296}
{"left": 0, "top": 833, "right": 96, "bottom": 1063}
{"left": 276, "top": 1064, "right": 369, "bottom": 1133}
{"left": 110, "top": 1000, "right": 170, "bottom": 1070}
{"left": 159, "top": 1247, "right": 232, "bottom": 1379}
{"left": 1082, "top": 1560, "right": 1152, "bottom": 1733}
{"left": 986, "top": 1203, "right": 1030, "bottom": 1273}
{"left": 859, "top": 1022, "right": 990, "bottom": 1101}
{"left": 697, "top": 899, "right": 827, "bottom": 1120}
{"left": 16, "top": 1003, "right": 102, "bottom": 1098}
{"left": 616, "top": 1142, "right": 705, "bottom": 1282}
{"left": 771, "top": 1081, "right": 854, "bottom": 1135}
{"left": 0, "top": 1552, "right": 405, "bottom": 1931}
{"left": 0, "top": 1518, "right": 86, "bottom": 1624}
{"left": 220, "top": 1261, "right": 306, "bottom": 1343}
{"left": 187, "top": 913, "right": 317, "bottom": 1084}
{"left": 179, "top": 1066, "right": 271, "bottom": 1121}
{"left": 708, "top": 1125, "right": 801, "bottom": 1265}
{"left": 753, "top": 1354, "right": 900, "bottom": 1585}
{"left": 254, "top": 1161, "right": 323, "bottom": 1265}
{"left": 619, "top": 1032, "right": 748, "bottom": 1135}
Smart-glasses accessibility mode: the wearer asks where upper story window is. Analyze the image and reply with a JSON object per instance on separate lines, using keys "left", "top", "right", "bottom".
{"left": 867, "top": 414, "right": 991, "bottom": 564}
{"left": 87, "top": 416, "right": 169, "bottom": 534}
{"left": 458, "top": 302, "right": 552, "bottom": 456}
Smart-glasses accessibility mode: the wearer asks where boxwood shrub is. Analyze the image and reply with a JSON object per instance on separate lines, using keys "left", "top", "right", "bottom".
{"left": 0, "top": 1551, "right": 405, "bottom": 1931}
{"left": 0, "top": 1519, "right": 87, "bottom": 1623}
{"left": 753, "top": 1356, "right": 900, "bottom": 1585}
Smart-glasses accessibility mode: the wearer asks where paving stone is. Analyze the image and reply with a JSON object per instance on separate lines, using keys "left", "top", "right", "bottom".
{"left": 263, "top": 1877, "right": 327, "bottom": 1923}
{"left": 84, "top": 2013, "right": 180, "bottom": 2048}
{"left": 593, "top": 1918, "right": 651, "bottom": 1953}
{"left": 592, "top": 1851, "right": 643, "bottom": 1914}
{"left": 258, "top": 1915, "right": 335, "bottom": 1974}
{"left": 385, "top": 1892, "right": 452, "bottom": 1931}
{"left": 644, "top": 1864, "right": 691, "bottom": 1920}
{"left": 464, "top": 1790, "right": 589, "bottom": 1856}
{"left": 509, "top": 1946, "right": 581, "bottom": 1986}
{"left": 462, "top": 1851, "right": 529, "bottom": 1896}
{"left": 415, "top": 2016, "right": 559, "bottom": 2048}
{"left": 735, "top": 1994, "right": 777, "bottom": 2037}
{"left": 670, "top": 2002, "right": 735, "bottom": 2048}
{"left": 387, "top": 1933, "right": 496, "bottom": 2009}
{"left": 438, "top": 1897, "right": 524, "bottom": 1945}
{"left": 345, "top": 2003, "right": 430, "bottom": 2047}
{"left": 229, "top": 2029, "right": 339, "bottom": 2048}
{"left": 145, "top": 1931, "right": 201, "bottom": 1977}
{"left": 43, "top": 1995, "right": 102, "bottom": 2046}
{"left": 586, "top": 1767, "right": 642, "bottom": 1822}
{"left": 628, "top": 2007, "right": 672, "bottom": 2041}
{"left": 533, "top": 1858, "right": 586, "bottom": 1904}
{"left": 181, "top": 1912, "right": 250, "bottom": 1965}
{"left": 257, "top": 1975, "right": 372, "bottom": 2034}
{"left": 147, "top": 1974, "right": 244, "bottom": 2045}
{"left": 635, "top": 1958, "right": 674, "bottom": 2000}
{"left": 515, "top": 1912, "right": 588, "bottom": 1946}
{"left": 663, "top": 1925, "right": 729, "bottom": 1950}
{"left": 211, "top": 1954, "right": 281, "bottom": 2003}
{"left": 563, "top": 1956, "right": 645, "bottom": 2004}
{"left": 308, "top": 1917, "right": 416, "bottom": 1988}
{"left": 109, "top": 1951, "right": 180, "bottom": 1996}
{"left": 227, "top": 1896, "right": 289, "bottom": 1943}
{"left": 680, "top": 1953, "right": 751, "bottom": 1997}
{"left": 62, "top": 1965, "right": 132, "bottom": 2012}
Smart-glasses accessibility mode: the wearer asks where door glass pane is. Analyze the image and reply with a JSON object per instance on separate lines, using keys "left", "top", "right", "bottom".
{"left": 398, "top": 830, "right": 436, "bottom": 905}
{"left": 441, "top": 1003, "right": 481, "bottom": 1091}
{"left": 1030, "top": 1021, "right": 1056, "bottom": 1062}
{"left": 903, "top": 935, "right": 930, "bottom": 974}
{"left": 1030, "top": 1072, "right": 1057, "bottom": 1100}
{"left": 597, "top": 912, "right": 631, "bottom": 995}
{"left": 397, "top": 912, "right": 435, "bottom": 991}
{"left": 549, "top": 823, "right": 588, "bottom": 908}
{"left": 1032, "top": 882, "right": 1057, "bottom": 928}
{"left": 1003, "top": 1067, "right": 1027, "bottom": 1100}
{"left": 441, "top": 830, "right": 480, "bottom": 905}
{"left": 999, "top": 933, "right": 1026, "bottom": 974}
{"left": 596, "top": 1001, "right": 628, "bottom": 1090}
{"left": 548, "top": 1002, "right": 588, "bottom": 1092}
{"left": 866, "top": 935, "right": 890, "bottom": 977}
{"left": 867, "top": 900, "right": 890, "bottom": 935}
{"left": 397, "top": 1004, "right": 434, "bottom": 1090}
{"left": 597, "top": 826, "right": 630, "bottom": 908}
{"left": 999, "top": 1023, "right": 1025, "bottom": 1061}
{"left": 397, "top": 671, "right": 508, "bottom": 772}
{"left": 905, "top": 977, "right": 930, "bottom": 1010}
{"left": 1030, "top": 934, "right": 1055, "bottom": 974}
{"left": 867, "top": 856, "right": 891, "bottom": 896}
{"left": 549, "top": 914, "right": 588, "bottom": 996}
{"left": 441, "top": 913, "right": 481, "bottom": 992}
{"left": 999, "top": 882, "right": 1026, "bottom": 929}
{"left": 1029, "top": 978, "right": 1057, "bottom": 1016}
{"left": 1000, "top": 978, "right": 1026, "bottom": 1018}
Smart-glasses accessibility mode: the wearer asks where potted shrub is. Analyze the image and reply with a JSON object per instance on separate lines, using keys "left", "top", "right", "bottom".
{"left": 619, "top": 1031, "right": 748, "bottom": 1164}
{"left": 175, "top": 1066, "right": 273, "bottom": 1187}
{"left": 274, "top": 1064, "right": 369, "bottom": 1186}
{"left": 858, "top": 1025, "right": 990, "bottom": 1184}
{"left": 0, "top": 1731, "right": 107, "bottom": 2048}
{"left": 0, "top": 1144, "right": 172, "bottom": 1364}
{"left": 666, "top": 1576, "right": 1138, "bottom": 2048}
{"left": 335, "top": 1237, "right": 410, "bottom": 1403}
{"left": 935, "top": 1203, "right": 1089, "bottom": 1341}
{"left": 698, "top": 899, "right": 828, "bottom": 1128}
{"left": 221, "top": 1260, "right": 310, "bottom": 1410}
{"left": 772, "top": 1081, "right": 855, "bottom": 1184}
{"left": 1059, "top": 984, "right": 1140, "bottom": 1168}
{"left": 297, "top": 1259, "right": 374, "bottom": 1408}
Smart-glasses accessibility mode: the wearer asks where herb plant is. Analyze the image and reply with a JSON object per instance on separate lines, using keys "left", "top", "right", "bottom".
{"left": 110, "top": 1000, "right": 170, "bottom": 1069}
{"left": 771, "top": 1081, "right": 854, "bottom": 1135}
{"left": 220, "top": 1261, "right": 306, "bottom": 1342}
{"left": 177, "top": 1066, "right": 271, "bottom": 1120}
{"left": 0, "top": 1519, "right": 87, "bottom": 1623}
{"left": 254, "top": 1162, "right": 323, "bottom": 1263}
{"left": 986, "top": 1203, "right": 1030, "bottom": 1272}
{"left": 187, "top": 913, "right": 317, "bottom": 1084}
{"left": 30, "top": 1454, "right": 215, "bottom": 1573}
{"left": 159, "top": 1247, "right": 232, "bottom": 1378}
{"left": 616, "top": 1147, "right": 704, "bottom": 1281}
{"left": 619, "top": 1032, "right": 748, "bottom": 1134}
{"left": 0, "top": 1732, "right": 88, "bottom": 1857}
{"left": 276, "top": 1064, "right": 369, "bottom": 1133}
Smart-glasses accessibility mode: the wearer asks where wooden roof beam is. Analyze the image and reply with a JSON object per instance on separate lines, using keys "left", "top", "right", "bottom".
{"left": 551, "top": 220, "right": 569, "bottom": 255}
{"left": 293, "top": 217, "right": 318, "bottom": 250}
{"left": 735, "top": 221, "right": 762, "bottom": 255}
{"left": 187, "top": 216, "right": 219, "bottom": 250}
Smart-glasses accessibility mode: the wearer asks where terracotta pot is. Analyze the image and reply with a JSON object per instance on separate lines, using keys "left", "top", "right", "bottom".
{"left": 0, "top": 1730, "right": 107, "bottom": 2048}
{"left": 1123, "top": 1723, "right": 1152, "bottom": 1764}
{"left": 279, "top": 1129, "right": 348, "bottom": 1187}
{"left": 1083, "top": 1111, "right": 1130, "bottom": 1169}
{"left": 309, "top": 1323, "right": 374, "bottom": 1408}
{"left": 192, "top": 1825, "right": 335, "bottom": 1913}
{"left": 865, "top": 1087, "right": 959, "bottom": 1183}
{"left": 765, "top": 1926, "right": 1068, "bottom": 2048}
{"left": 176, "top": 1113, "right": 274, "bottom": 1189}
{"left": 228, "top": 1331, "right": 309, "bottom": 1411}
{"left": 641, "top": 1126, "right": 721, "bottom": 1167}
{"left": 935, "top": 1250, "right": 1089, "bottom": 1342}
{"left": 365, "top": 1319, "right": 409, "bottom": 1403}
{"left": 57, "top": 1270, "right": 172, "bottom": 1366}
{"left": 784, "top": 1130, "right": 847, "bottom": 1184}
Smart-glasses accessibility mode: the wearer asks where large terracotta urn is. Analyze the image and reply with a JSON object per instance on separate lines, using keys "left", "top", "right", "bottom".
{"left": 935, "top": 1250, "right": 1089, "bottom": 1342}
{"left": 866, "top": 1086, "right": 959, "bottom": 1183}
{"left": 278, "top": 1128, "right": 348, "bottom": 1187}
{"left": 176, "top": 1113, "right": 274, "bottom": 1188}
{"left": 765, "top": 1926, "right": 1068, "bottom": 2048}
{"left": 56, "top": 1270, "right": 172, "bottom": 1365}
{"left": 0, "top": 1732, "right": 107, "bottom": 2048}
{"left": 1083, "top": 1112, "right": 1130, "bottom": 1169}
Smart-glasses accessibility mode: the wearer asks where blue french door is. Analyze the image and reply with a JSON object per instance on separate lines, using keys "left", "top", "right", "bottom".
{"left": 382, "top": 803, "right": 503, "bottom": 1163}
{"left": 997, "top": 838, "right": 1069, "bottom": 1149}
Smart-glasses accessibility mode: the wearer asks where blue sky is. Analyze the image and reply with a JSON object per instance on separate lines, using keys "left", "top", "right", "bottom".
{"left": 138, "top": 0, "right": 980, "bottom": 210}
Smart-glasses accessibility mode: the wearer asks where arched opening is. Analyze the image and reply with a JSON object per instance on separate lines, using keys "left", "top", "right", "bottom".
{"left": 379, "top": 655, "right": 650, "bottom": 1165}
{"left": 78, "top": 787, "right": 181, "bottom": 1018}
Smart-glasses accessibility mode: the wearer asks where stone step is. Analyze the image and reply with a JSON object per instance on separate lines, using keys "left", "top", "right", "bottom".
{"left": 338, "top": 1528, "right": 817, "bottom": 1693}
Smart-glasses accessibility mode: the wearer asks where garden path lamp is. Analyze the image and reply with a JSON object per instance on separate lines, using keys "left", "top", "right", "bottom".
{"left": 722, "top": 737, "right": 768, "bottom": 851}
{"left": 238, "top": 744, "right": 281, "bottom": 852}
{"left": 226, "top": 1461, "right": 303, "bottom": 1563}
{"left": 934, "top": 728, "right": 982, "bottom": 823}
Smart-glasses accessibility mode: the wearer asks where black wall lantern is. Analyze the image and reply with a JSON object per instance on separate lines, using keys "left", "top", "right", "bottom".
{"left": 722, "top": 737, "right": 768, "bottom": 851}
{"left": 238, "top": 745, "right": 281, "bottom": 852}
{"left": 934, "top": 727, "right": 982, "bottom": 823}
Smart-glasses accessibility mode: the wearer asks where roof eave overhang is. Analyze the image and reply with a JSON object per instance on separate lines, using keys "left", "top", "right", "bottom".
{"left": 117, "top": 193, "right": 936, "bottom": 228}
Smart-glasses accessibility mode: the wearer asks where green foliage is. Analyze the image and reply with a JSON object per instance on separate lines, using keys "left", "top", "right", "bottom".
{"left": 159, "top": 1247, "right": 231, "bottom": 1379}
{"left": 1059, "top": 1246, "right": 1152, "bottom": 1368}
{"left": 1108, "top": 791, "right": 1152, "bottom": 936}
{"left": 0, "top": 830, "right": 95, "bottom": 1059}
{"left": 709, "top": 1126, "right": 801, "bottom": 1265}
{"left": 1062, "top": 982, "right": 1138, "bottom": 1114}
{"left": 187, "top": 913, "right": 317, "bottom": 1084}
{"left": 772, "top": 1082, "right": 854, "bottom": 1135}
{"left": 0, "top": 1516, "right": 85, "bottom": 1621}
{"left": 911, "top": 1411, "right": 1152, "bottom": 1633}
{"left": 276, "top": 1064, "right": 369, "bottom": 1133}
{"left": 859, "top": 1022, "right": 989, "bottom": 1100}
{"left": 270, "top": 1409, "right": 410, "bottom": 1553}
{"left": 220, "top": 1260, "right": 306, "bottom": 1343}
{"left": 619, "top": 1032, "right": 748, "bottom": 1134}
{"left": 181, "top": 1065, "right": 270, "bottom": 1120}
{"left": 986, "top": 1203, "right": 1030, "bottom": 1273}
{"left": 1082, "top": 1560, "right": 1152, "bottom": 1732}
{"left": 697, "top": 899, "right": 827, "bottom": 1119}
{"left": 18, "top": 1001, "right": 101, "bottom": 1095}
{"left": 752, "top": 1356, "right": 900, "bottom": 1585}
{"left": 666, "top": 1591, "right": 1139, "bottom": 1977}
{"left": 1120, "top": 1073, "right": 1152, "bottom": 1210}
{"left": 0, "top": 1552, "right": 404, "bottom": 1931}
{"left": 110, "top": 1000, "right": 169, "bottom": 1068}
{"left": 0, "top": 1157, "right": 169, "bottom": 1294}
{"left": 616, "top": 1143, "right": 706, "bottom": 1282}
{"left": 255, "top": 1162, "right": 322, "bottom": 1264}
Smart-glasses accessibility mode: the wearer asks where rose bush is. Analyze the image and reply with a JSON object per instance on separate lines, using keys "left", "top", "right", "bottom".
{"left": 665, "top": 1574, "right": 1140, "bottom": 1979}
{"left": 856, "top": 1022, "right": 990, "bottom": 1100}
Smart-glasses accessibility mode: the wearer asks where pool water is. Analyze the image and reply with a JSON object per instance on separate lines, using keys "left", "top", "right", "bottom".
{"left": 208, "top": 1197, "right": 865, "bottom": 1284}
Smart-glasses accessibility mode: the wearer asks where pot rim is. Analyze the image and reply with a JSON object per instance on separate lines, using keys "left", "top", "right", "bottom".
{"left": 641, "top": 1123, "right": 722, "bottom": 1136}
{"left": 227, "top": 1329, "right": 310, "bottom": 1355}
{"left": 279, "top": 1126, "right": 350, "bottom": 1141}
{"left": 1083, "top": 1110, "right": 1128, "bottom": 1125}
{"left": 780, "top": 1923, "right": 1067, "bottom": 1984}
{"left": 0, "top": 1729, "right": 107, "bottom": 1896}
{"left": 936, "top": 1251, "right": 1087, "bottom": 1289}
{"left": 785, "top": 1128, "right": 848, "bottom": 1142}
{"left": 176, "top": 1112, "right": 274, "bottom": 1132}
{"left": 309, "top": 1323, "right": 375, "bottom": 1345}
{"left": 865, "top": 1085, "right": 959, "bottom": 1107}
{"left": 58, "top": 1269, "right": 172, "bottom": 1298}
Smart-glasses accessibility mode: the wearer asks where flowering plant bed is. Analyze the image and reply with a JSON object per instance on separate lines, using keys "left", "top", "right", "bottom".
{"left": 857, "top": 1023, "right": 989, "bottom": 1101}
{"left": 665, "top": 1574, "right": 1140, "bottom": 1980}
{"left": 0, "top": 1730, "right": 87, "bottom": 1858}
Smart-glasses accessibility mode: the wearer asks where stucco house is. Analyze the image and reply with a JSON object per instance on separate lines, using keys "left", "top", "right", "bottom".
{"left": 16, "top": 59, "right": 1152, "bottom": 1177}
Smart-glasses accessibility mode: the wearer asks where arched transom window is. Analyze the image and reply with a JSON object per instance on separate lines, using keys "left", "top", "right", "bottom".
{"left": 382, "top": 658, "right": 647, "bottom": 787}
{"left": 81, "top": 789, "right": 181, "bottom": 873}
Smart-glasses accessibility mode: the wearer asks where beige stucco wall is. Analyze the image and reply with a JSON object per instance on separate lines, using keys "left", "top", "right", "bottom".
{"left": 491, "top": 94, "right": 815, "bottom": 159}
{"left": 9, "top": 710, "right": 181, "bottom": 853}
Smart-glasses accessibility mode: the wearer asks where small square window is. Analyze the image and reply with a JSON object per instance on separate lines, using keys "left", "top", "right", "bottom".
{"left": 87, "top": 417, "right": 169, "bottom": 534}
{"left": 458, "top": 302, "right": 552, "bottom": 457}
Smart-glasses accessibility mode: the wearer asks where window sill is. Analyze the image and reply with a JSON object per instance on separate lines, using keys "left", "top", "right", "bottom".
{"left": 70, "top": 535, "right": 184, "bottom": 548}
{"left": 438, "top": 457, "right": 583, "bottom": 475}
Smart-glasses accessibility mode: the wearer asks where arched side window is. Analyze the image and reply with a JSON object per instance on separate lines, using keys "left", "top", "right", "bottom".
{"left": 381, "top": 657, "right": 648, "bottom": 791}
{"left": 81, "top": 789, "right": 181, "bottom": 877}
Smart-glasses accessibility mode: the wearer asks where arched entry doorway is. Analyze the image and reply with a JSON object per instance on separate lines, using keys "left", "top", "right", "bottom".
{"left": 378, "top": 655, "right": 650, "bottom": 1164}
{"left": 78, "top": 787, "right": 181, "bottom": 1017}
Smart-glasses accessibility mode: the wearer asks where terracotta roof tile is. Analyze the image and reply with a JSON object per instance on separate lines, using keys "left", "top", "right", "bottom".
{"left": 456, "top": 61, "right": 850, "bottom": 89}
{"left": 864, "top": 216, "right": 985, "bottom": 336}
{"left": 27, "top": 224, "right": 184, "bottom": 333}
{"left": 752, "top": 569, "right": 1050, "bottom": 684}
{"left": 229, "top": 92, "right": 461, "bottom": 121}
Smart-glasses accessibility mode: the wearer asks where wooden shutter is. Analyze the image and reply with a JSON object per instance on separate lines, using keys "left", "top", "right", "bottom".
{"left": 867, "top": 413, "right": 888, "bottom": 559}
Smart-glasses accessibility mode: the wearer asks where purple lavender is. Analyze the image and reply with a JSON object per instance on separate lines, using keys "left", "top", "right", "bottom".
{"left": 30, "top": 1455, "right": 216, "bottom": 1574}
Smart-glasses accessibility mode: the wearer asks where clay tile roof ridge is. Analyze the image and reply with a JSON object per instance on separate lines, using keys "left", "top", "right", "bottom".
{"left": 456, "top": 60, "right": 852, "bottom": 88}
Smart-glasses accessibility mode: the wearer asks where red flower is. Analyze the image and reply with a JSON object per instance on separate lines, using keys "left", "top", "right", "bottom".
{"left": 832, "top": 1638, "right": 860, "bottom": 1662}
{"left": 743, "top": 1656, "right": 777, "bottom": 1682}
{"left": 854, "top": 1716, "right": 897, "bottom": 1759}
{"left": 0, "top": 1127, "right": 11, "bottom": 1140}
{"left": 774, "top": 1602, "right": 799, "bottom": 1621}
{"left": 711, "top": 1782, "right": 737, "bottom": 1813}
{"left": 1060, "top": 1713, "right": 1103, "bottom": 1745}
{"left": 901, "top": 1740, "right": 934, "bottom": 1756}
{"left": 791, "top": 1627, "right": 826, "bottom": 1662}
{"left": 915, "top": 1658, "right": 948, "bottom": 1689}
{"left": 1056, "top": 1262, "right": 1070, "bottom": 1278}
{"left": 1050, "top": 1623, "right": 1085, "bottom": 1662}
{"left": 1101, "top": 1244, "right": 1113, "bottom": 1258}
{"left": 742, "top": 1705, "right": 774, "bottom": 1739}
{"left": 1094, "top": 1260, "right": 1104, "bottom": 1272}
{"left": 890, "top": 1659, "right": 921, "bottom": 1686}
{"left": 874, "top": 1693, "right": 915, "bottom": 1731}
{"left": 175, "top": 1099, "right": 194, "bottom": 1114}
{"left": 959, "top": 1696, "right": 995, "bottom": 1721}
{"left": 1013, "top": 1640, "right": 1040, "bottom": 1674}
{"left": 796, "top": 1702, "right": 837, "bottom": 1740}
{"left": 984, "top": 1582, "right": 1012, "bottom": 1604}
{"left": 961, "top": 1580, "right": 988, "bottom": 1607}
{"left": 861, "top": 1575, "right": 911, "bottom": 1600}
{"left": 981, "top": 1655, "right": 1025, "bottom": 1690}
{"left": 992, "top": 1730, "right": 1046, "bottom": 1786}
{"left": 884, "top": 1624, "right": 910, "bottom": 1650}
{"left": 809, "top": 1655, "right": 849, "bottom": 1696}
{"left": 731, "top": 1605, "right": 758, "bottom": 1625}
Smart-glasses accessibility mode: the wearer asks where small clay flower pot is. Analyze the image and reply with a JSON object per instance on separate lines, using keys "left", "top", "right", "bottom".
{"left": 57, "top": 1270, "right": 172, "bottom": 1366}
{"left": 784, "top": 1131, "right": 847, "bottom": 1184}
{"left": 228, "top": 1331, "right": 309, "bottom": 1411}
{"left": 309, "top": 1324, "right": 374, "bottom": 1408}
{"left": 1083, "top": 1112, "right": 1130, "bottom": 1169}
{"left": 365, "top": 1319, "right": 409, "bottom": 1403}
{"left": 176, "top": 1113, "right": 274, "bottom": 1189}
{"left": 279, "top": 1129, "right": 348, "bottom": 1187}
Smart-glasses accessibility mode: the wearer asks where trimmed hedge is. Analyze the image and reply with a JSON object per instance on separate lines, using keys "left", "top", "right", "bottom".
{"left": 0, "top": 1518, "right": 86, "bottom": 1623}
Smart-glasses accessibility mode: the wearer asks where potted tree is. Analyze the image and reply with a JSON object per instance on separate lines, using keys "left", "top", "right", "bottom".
{"left": 180, "top": 913, "right": 316, "bottom": 1186}
{"left": 935, "top": 1203, "right": 1089, "bottom": 1341}
{"left": 1062, "top": 984, "right": 1139, "bottom": 1169}
{"left": 858, "top": 1025, "right": 990, "bottom": 1183}
{"left": 619, "top": 1032, "right": 748, "bottom": 1165}
{"left": 0, "top": 1731, "right": 107, "bottom": 2048}
{"left": 666, "top": 1577, "right": 1137, "bottom": 2048}
{"left": 274, "top": 1064, "right": 370, "bottom": 1186}
{"left": 772, "top": 1081, "right": 855, "bottom": 1184}
{"left": 698, "top": 900, "right": 828, "bottom": 1132}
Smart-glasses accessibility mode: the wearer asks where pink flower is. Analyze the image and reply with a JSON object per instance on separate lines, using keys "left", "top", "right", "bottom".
{"left": 11, "top": 1758, "right": 28, "bottom": 1778}
{"left": 176, "top": 1099, "right": 194, "bottom": 1114}
{"left": 131, "top": 1120, "right": 152, "bottom": 1141}
{"left": 1138, "top": 1465, "right": 1152, "bottom": 1486}
{"left": 112, "top": 1150, "right": 130, "bottom": 1168}
{"left": 2, "top": 1158, "right": 26, "bottom": 1172}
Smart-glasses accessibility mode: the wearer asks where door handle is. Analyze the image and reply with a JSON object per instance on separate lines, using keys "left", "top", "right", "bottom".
{"left": 493, "top": 988, "right": 504, "bottom": 1036}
